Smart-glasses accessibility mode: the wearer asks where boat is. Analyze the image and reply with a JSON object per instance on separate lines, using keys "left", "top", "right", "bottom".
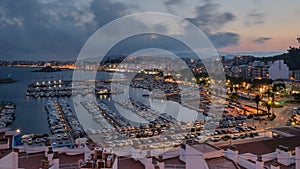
{"left": 56, "top": 134, "right": 62, "bottom": 140}
{"left": 0, "top": 78, "right": 18, "bottom": 84}
{"left": 0, "top": 122, "right": 6, "bottom": 128}
{"left": 35, "top": 138, "right": 41, "bottom": 143}
{"left": 63, "top": 133, "right": 68, "bottom": 140}
{"left": 27, "top": 138, "right": 33, "bottom": 145}
{"left": 142, "top": 94, "right": 149, "bottom": 97}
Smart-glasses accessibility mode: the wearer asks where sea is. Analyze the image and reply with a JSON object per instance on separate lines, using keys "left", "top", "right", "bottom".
{"left": 0, "top": 66, "right": 200, "bottom": 135}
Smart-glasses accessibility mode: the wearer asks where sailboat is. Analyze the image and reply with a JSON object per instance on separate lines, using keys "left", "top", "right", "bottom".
{"left": 0, "top": 74, "right": 18, "bottom": 83}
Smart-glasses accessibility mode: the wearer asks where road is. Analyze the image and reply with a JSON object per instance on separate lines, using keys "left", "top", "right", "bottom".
{"left": 239, "top": 99, "right": 296, "bottom": 129}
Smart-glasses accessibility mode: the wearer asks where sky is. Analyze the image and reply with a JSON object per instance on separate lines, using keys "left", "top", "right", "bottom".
{"left": 0, "top": 0, "right": 300, "bottom": 60}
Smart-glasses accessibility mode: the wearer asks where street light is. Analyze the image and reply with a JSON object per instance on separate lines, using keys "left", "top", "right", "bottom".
{"left": 16, "top": 129, "right": 21, "bottom": 133}
{"left": 267, "top": 100, "right": 272, "bottom": 118}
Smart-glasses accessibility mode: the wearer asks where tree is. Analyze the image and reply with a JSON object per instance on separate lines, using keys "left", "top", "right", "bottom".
{"left": 229, "top": 93, "right": 238, "bottom": 102}
{"left": 254, "top": 95, "right": 261, "bottom": 115}
{"left": 253, "top": 94, "right": 261, "bottom": 126}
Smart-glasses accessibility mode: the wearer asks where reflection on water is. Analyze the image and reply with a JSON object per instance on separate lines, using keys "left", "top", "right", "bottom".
{"left": 0, "top": 66, "right": 203, "bottom": 134}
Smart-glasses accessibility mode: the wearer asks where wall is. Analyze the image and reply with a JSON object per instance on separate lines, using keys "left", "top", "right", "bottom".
{"left": 269, "top": 60, "right": 289, "bottom": 80}
{"left": 185, "top": 145, "right": 208, "bottom": 169}
{"left": 0, "top": 152, "right": 18, "bottom": 169}
{"left": 237, "top": 156, "right": 256, "bottom": 169}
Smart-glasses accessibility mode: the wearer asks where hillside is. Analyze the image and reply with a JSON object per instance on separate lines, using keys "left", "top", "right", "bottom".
{"left": 256, "top": 46, "right": 300, "bottom": 70}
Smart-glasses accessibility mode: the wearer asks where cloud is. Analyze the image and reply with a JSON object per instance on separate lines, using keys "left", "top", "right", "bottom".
{"left": 164, "top": 0, "right": 183, "bottom": 6}
{"left": 186, "top": 2, "right": 235, "bottom": 32}
{"left": 90, "top": 0, "right": 129, "bottom": 27}
{"left": 252, "top": 37, "right": 272, "bottom": 44}
{"left": 185, "top": 1, "right": 239, "bottom": 48}
{"left": 208, "top": 32, "right": 240, "bottom": 48}
{"left": 0, "top": 0, "right": 131, "bottom": 60}
{"left": 0, "top": 0, "right": 240, "bottom": 60}
{"left": 246, "top": 10, "right": 264, "bottom": 25}
{"left": 164, "top": 0, "right": 183, "bottom": 13}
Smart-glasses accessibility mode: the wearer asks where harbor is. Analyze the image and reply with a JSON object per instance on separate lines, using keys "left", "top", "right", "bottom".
{"left": 26, "top": 80, "right": 123, "bottom": 98}
{"left": 45, "top": 99, "right": 85, "bottom": 147}
{"left": 0, "top": 66, "right": 294, "bottom": 151}
{"left": 0, "top": 102, "right": 16, "bottom": 128}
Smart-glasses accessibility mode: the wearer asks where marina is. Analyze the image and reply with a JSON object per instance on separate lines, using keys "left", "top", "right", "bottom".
{"left": 0, "top": 102, "right": 16, "bottom": 128}
{"left": 0, "top": 66, "right": 294, "bottom": 151}
{"left": 45, "top": 99, "right": 85, "bottom": 143}
{"left": 26, "top": 80, "right": 123, "bottom": 98}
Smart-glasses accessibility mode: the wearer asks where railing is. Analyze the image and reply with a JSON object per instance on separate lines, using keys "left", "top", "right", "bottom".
{"left": 165, "top": 164, "right": 186, "bottom": 169}
{"left": 59, "top": 163, "right": 79, "bottom": 169}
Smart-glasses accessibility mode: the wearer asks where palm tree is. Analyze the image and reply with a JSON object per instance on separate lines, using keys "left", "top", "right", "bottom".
{"left": 230, "top": 93, "right": 238, "bottom": 102}
{"left": 253, "top": 95, "right": 261, "bottom": 126}
{"left": 254, "top": 95, "right": 261, "bottom": 115}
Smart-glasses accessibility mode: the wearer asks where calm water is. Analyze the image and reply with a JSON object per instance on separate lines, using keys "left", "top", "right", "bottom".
{"left": 0, "top": 66, "right": 112, "bottom": 134}
{"left": 0, "top": 66, "right": 200, "bottom": 134}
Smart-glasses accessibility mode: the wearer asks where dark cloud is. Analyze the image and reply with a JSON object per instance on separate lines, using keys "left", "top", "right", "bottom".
{"left": 105, "top": 33, "right": 200, "bottom": 59}
{"left": 186, "top": 2, "right": 235, "bottom": 32}
{"left": 0, "top": 0, "right": 240, "bottom": 60}
{"left": 0, "top": 0, "right": 131, "bottom": 60}
{"left": 164, "top": 0, "right": 183, "bottom": 6}
{"left": 185, "top": 1, "right": 239, "bottom": 48}
{"left": 208, "top": 32, "right": 239, "bottom": 48}
{"left": 246, "top": 10, "right": 264, "bottom": 25}
{"left": 90, "top": 0, "right": 129, "bottom": 27}
{"left": 252, "top": 37, "right": 272, "bottom": 44}
{"left": 164, "top": 0, "right": 183, "bottom": 13}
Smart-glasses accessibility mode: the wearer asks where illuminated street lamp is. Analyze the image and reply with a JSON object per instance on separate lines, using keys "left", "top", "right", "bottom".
{"left": 267, "top": 100, "right": 272, "bottom": 118}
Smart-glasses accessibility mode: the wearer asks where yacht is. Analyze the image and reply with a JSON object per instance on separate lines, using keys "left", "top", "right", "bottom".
{"left": 63, "top": 133, "right": 68, "bottom": 140}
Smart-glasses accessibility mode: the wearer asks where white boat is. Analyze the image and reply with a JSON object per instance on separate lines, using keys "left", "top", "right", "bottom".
{"left": 27, "top": 138, "right": 33, "bottom": 145}
{"left": 63, "top": 133, "right": 68, "bottom": 140}
{"left": 35, "top": 138, "right": 41, "bottom": 143}
{"left": 56, "top": 134, "right": 62, "bottom": 140}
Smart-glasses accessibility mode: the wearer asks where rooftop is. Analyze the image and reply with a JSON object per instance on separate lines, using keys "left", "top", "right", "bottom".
{"left": 163, "top": 156, "right": 185, "bottom": 165}
{"left": 18, "top": 152, "right": 45, "bottom": 169}
{"left": 221, "top": 135, "right": 300, "bottom": 155}
{"left": 59, "top": 153, "right": 84, "bottom": 165}
{"left": 273, "top": 126, "right": 300, "bottom": 136}
{"left": 264, "top": 160, "right": 296, "bottom": 169}
{"left": 0, "top": 149, "right": 12, "bottom": 159}
{"left": 206, "top": 157, "right": 239, "bottom": 169}
{"left": 190, "top": 143, "right": 221, "bottom": 153}
{"left": 118, "top": 157, "right": 145, "bottom": 169}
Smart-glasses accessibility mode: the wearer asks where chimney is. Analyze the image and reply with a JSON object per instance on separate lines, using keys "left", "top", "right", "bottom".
{"left": 145, "top": 151, "right": 153, "bottom": 169}
{"left": 12, "top": 148, "right": 19, "bottom": 169}
{"left": 157, "top": 155, "right": 164, "bottom": 169}
{"left": 296, "top": 147, "right": 300, "bottom": 169}
{"left": 106, "top": 155, "right": 113, "bottom": 168}
{"left": 47, "top": 147, "right": 54, "bottom": 164}
{"left": 255, "top": 155, "right": 264, "bottom": 169}
{"left": 277, "top": 145, "right": 291, "bottom": 166}
{"left": 52, "top": 152, "right": 60, "bottom": 169}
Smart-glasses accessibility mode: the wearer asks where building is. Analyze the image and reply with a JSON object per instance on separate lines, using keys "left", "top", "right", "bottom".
{"left": 221, "top": 126, "right": 300, "bottom": 169}
{"left": 269, "top": 60, "right": 289, "bottom": 80}
{"left": 251, "top": 66, "right": 264, "bottom": 79}
{"left": 1, "top": 127, "right": 300, "bottom": 169}
{"left": 290, "top": 70, "right": 300, "bottom": 80}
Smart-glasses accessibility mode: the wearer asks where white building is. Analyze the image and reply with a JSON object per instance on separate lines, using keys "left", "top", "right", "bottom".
{"left": 269, "top": 60, "right": 289, "bottom": 80}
